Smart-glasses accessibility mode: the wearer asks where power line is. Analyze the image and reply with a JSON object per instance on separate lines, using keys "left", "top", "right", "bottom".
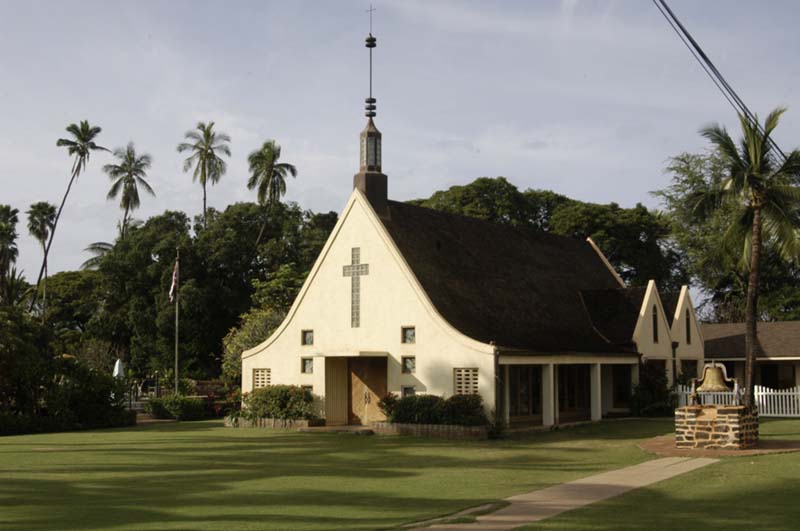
{"left": 653, "top": 0, "right": 787, "bottom": 161}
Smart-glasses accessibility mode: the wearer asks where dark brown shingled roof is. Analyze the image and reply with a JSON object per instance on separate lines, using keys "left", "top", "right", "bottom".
{"left": 703, "top": 322, "right": 800, "bottom": 359}
{"left": 661, "top": 292, "right": 681, "bottom": 327}
{"left": 580, "top": 287, "right": 646, "bottom": 345}
{"left": 381, "top": 200, "right": 637, "bottom": 354}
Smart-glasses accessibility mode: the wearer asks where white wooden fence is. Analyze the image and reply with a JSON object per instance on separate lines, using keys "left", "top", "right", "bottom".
{"left": 675, "top": 384, "right": 800, "bottom": 417}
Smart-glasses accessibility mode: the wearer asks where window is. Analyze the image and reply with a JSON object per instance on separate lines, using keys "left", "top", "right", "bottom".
{"left": 302, "top": 385, "right": 313, "bottom": 394}
{"left": 301, "top": 330, "right": 314, "bottom": 346}
{"left": 401, "top": 326, "right": 416, "bottom": 344}
{"left": 253, "top": 368, "right": 271, "bottom": 389}
{"left": 652, "top": 305, "right": 659, "bottom": 343}
{"left": 301, "top": 358, "right": 314, "bottom": 374}
{"left": 401, "top": 356, "right": 416, "bottom": 374}
{"left": 454, "top": 368, "right": 479, "bottom": 395}
{"left": 401, "top": 385, "right": 416, "bottom": 398}
{"left": 685, "top": 309, "right": 691, "bottom": 344}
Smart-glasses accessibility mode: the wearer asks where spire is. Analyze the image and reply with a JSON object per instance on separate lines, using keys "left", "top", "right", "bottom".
{"left": 354, "top": 5, "right": 388, "bottom": 218}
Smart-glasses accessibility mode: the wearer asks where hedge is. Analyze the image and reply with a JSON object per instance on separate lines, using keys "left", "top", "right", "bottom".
{"left": 379, "top": 393, "right": 489, "bottom": 426}
{"left": 0, "top": 410, "right": 136, "bottom": 437}
{"left": 242, "top": 385, "right": 315, "bottom": 421}
{"left": 145, "top": 395, "right": 210, "bottom": 421}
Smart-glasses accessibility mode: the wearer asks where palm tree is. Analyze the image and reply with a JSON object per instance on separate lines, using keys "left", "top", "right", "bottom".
{"left": 696, "top": 107, "right": 800, "bottom": 406}
{"left": 30, "top": 121, "right": 107, "bottom": 311}
{"left": 0, "top": 205, "right": 20, "bottom": 301}
{"left": 103, "top": 143, "right": 155, "bottom": 237}
{"left": 247, "top": 140, "right": 297, "bottom": 249}
{"left": 4, "top": 267, "right": 31, "bottom": 307}
{"left": 26, "top": 201, "right": 57, "bottom": 317}
{"left": 80, "top": 219, "right": 142, "bottom": 270}
{"left": 177, "top": 122, "right": 231, "bottom": 229}
{"left": 80, "top": 242, "right": 114, "bottom": 271}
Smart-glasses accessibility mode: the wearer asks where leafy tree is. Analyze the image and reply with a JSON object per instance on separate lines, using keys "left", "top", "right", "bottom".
{"left": 177, "top": 122, "right": 231, "bottom": 229}
{"left": 0, "top": 305, "right": 51, "bottom": 415}
{"left": 247, "top": 140, "right": 298, "bottom": 249}
{"left": 0, "top": 205, "right": 19, "bottom": 302}
{"left": 412, "top": 176, "right": 685, "bottom": 289}
{"left": 411, "top": 177, "right": 537, "bottom": 227}
{"left": 694, "top": 108, "right": 800, "bottom": 405}
{"left": 221, "top": 307, "right": 284, "bottom": 383}
{"left": 31, "top": 121, "right": 107, "bottom": 311}
{"left": 26, "top": 201, "right": 56, "bottom": 317}
{"left": 550, "top": 201, "right": 688, "bottom": 290}
{"left": 103, "top": 143, "right": 155, "bottom": 237}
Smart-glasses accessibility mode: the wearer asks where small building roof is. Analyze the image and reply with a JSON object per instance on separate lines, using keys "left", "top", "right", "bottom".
{"left": 703, "top": 321, "right": 800, "bottom": 359}
{"left": 380, "top": 200, "right": 638, "bottom": 354}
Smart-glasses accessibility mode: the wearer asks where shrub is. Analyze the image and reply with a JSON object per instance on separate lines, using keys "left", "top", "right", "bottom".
{"left": 378, "top": 393, "right": 399, "bottom": 417}
{"left": 391, "top": 394, "right": 445, "bottom": 424}
{"left": 631, "top": 362, "right": 676, "bottom": 417}
{"left": 386, "top": 394, "right": 490, "bottom": 426}
{"left": 0, "top": 409, "right": 136, "bottom": 436}
{"left": 242, "top": 385, "right": 315, "bottom": 421}
{"left": 145, "top": 395, "right": 208, "bottom": 421}
{"left": 441, "top": 394, "right": 489, "bottom": 426}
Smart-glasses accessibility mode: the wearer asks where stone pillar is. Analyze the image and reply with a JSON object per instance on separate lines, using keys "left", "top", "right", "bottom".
{"left": 590, "top": 363, "right": 602, "bottom": 421}
{"left": 631, "top": 362, "right": 640, "bottom": 386}
{"left": 542, "top": 364, "right": 555, "bottom": 427}
{"left": 503, "top": 365, "right": 510, "bottom": 426}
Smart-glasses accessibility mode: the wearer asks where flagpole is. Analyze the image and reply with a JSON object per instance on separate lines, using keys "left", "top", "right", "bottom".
{"left": 174, "top": 246, "right": 180, "bottom": 395}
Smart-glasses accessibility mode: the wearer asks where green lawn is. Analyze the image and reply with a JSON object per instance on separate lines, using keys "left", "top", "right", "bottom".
{"left": 518, "top": 418, "right": 800, "bottom": 531}
{"left": 2, "top": 419, "right": 798, "bottom": 531}
{"left": 0, "top": 419, "right": 669, "bottom": 531}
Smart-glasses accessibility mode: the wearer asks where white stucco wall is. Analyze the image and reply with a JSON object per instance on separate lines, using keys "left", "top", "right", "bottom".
{"left": 669, "top": 286, "right": 704, "bottom": 376}
{"left": 242, "top": 191, "right": 497, "bottom": 417}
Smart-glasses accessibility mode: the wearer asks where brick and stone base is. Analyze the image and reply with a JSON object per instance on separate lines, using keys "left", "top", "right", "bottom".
{"left": 675, "top": 405, "right": 759, "bottom": 450}
{"left": 371, "top": 421, "right": 489, "bottom": 440}
{"left": 224, "top": 416, "right": 325, "bottom": 429}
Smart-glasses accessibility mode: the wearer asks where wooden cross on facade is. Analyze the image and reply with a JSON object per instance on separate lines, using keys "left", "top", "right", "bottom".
{"left": 343, "top": 247, "right": 369, "bottom": 327}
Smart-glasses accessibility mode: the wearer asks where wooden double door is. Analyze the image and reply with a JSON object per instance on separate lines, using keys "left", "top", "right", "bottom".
{"left": 348, "top": 358, "right": 387, "bottom": 425}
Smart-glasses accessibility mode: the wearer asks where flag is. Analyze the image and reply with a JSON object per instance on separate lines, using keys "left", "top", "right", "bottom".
{"left": 169, "top": 261, "right": 178, "bottom": 303}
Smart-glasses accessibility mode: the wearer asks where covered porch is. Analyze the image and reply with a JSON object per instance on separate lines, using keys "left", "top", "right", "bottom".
{"left": 498, "top": 354, "right": 640, "bottom": 427}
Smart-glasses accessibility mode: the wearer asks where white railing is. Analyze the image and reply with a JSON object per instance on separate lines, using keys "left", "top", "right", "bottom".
{"left": 754, "top": 385, "right": 800, "bottom": 418}
{"left": 675, "top": 384, "right": 800, "bottom": 417}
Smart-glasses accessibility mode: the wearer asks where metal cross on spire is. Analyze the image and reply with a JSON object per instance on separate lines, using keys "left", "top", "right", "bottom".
{"left": 367, "top": 4, "right": 375, "bottom": 33}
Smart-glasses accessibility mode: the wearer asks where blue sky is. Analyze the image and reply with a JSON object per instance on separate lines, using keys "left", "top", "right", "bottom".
{"left": 2, "top": 1, "right": 800, "bottom": 276}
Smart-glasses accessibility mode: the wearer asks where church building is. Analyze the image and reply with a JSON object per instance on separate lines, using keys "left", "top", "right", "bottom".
{"left": 241, "top": 31, "right": 703, "bottom": 427}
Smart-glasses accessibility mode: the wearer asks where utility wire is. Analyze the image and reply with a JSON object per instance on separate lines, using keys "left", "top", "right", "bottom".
{"left": 653, "top": 0, "right": 787, "bottom": 161}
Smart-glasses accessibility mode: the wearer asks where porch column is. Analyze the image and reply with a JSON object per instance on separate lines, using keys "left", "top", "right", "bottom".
{"left": 631, "top": 362, "right": 640, "bottom": 386}
{"left": 503, "top": 365, "right": 510, "bottom": 426}
{"left": 542, "top": 363, "right": 555, "bottom": 427}
{"left": 590, "top": 363, "right": 602, "bottom": 422}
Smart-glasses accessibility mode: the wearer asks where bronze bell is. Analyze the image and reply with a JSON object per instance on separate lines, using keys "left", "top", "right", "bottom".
{"left": 696, "top": 365, "right": 732, "bottom": 393}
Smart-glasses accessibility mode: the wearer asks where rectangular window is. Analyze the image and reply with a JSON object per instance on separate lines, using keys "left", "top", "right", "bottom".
{"left": 454, "top": 368, "right": 479, "bottom": 395}
{"left": 401, "top": 356, "right": 416, "bottom": 374}
{"left": 652, "top": 305, "right": 659, "bottom": 343}
{"left": 301, "top": 330, "right": 314, "bottom": 346}
{"left": 301, "top": 358, "right": 314, "bottom": 374}
{"left": 401, "top": 385, "right": 416, "bottom": 398}
{"left": 685, "top": 309, "right": 692, "bottom": 344}
{"left": 401, "top": 326, "right": 416, "bottom": 344}
{"left": 253, "top": 368, "right": 271, "bottom": 389}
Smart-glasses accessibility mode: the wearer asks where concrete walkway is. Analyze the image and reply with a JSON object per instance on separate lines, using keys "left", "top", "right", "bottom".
{"left": 413, "top": 457, "right": 717, "bottom": 531}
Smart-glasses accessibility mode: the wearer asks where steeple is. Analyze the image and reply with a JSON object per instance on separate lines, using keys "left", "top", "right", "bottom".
{"left": 354, "top": 6, "right": 388, "bottom": 218}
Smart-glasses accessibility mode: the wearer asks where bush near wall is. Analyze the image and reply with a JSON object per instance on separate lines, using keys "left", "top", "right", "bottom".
{"left": 380, "top": 393, "right": 489, "bottom": 426}
{"left": 145, "top": 395, "right": 210, "bottom": 421}
{"left": 0, "top": 410, "right": 136, "bottom": 436}
{"left": 631, "top": 362, "right": 677, "bottom": 417}
{"left": 242, "top": 385, "right": 316, "bottom": 421}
